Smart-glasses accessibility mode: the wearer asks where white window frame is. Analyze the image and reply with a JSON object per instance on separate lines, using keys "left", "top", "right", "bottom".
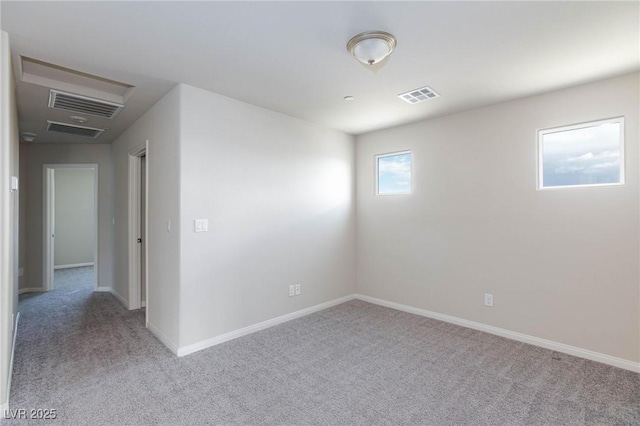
{"left": 375, "top": 150, "right": 412, "bottom": 196}
{"left": 537, "top": 117, "right": 625, "bottom": 190}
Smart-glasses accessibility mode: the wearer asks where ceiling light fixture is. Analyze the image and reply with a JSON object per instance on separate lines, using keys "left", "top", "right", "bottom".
{"left": 344, "top": 96, "right": 355, "bottom": 101}
{"left": 347, "top": 31, "right": 397, "bottom": 66}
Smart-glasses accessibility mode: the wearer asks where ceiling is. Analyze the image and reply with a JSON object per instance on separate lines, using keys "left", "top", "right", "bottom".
{"left": 1, "top": 1, "right": 638, "bottom": 144}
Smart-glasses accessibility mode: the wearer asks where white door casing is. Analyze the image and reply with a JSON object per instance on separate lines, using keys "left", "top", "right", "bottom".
{"left": 43, "top": 164, "right": 98, "bottom": 291}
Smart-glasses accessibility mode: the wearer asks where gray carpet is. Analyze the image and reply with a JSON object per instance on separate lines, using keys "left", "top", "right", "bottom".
{"left": 8, "top": 267, "right": 639, "bottom": 425}
{"left": 52, "top": 265, "right": 95, "bottom": 290}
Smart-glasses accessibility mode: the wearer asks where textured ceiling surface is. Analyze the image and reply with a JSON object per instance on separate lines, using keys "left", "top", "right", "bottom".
{"left": 1, "top": 1, "right": 638, "bottom": 143}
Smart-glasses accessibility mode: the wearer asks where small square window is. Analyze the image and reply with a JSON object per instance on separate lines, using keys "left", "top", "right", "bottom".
{"left": 376, "top": 151, "right": 412, "bottom": 195}
{"left": 538, "top": 117, "right": 624, "bottom": 189}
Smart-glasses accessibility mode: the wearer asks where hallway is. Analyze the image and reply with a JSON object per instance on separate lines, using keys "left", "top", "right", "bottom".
{"left": 9, "top": 267, "right": 171, "bottom": 424}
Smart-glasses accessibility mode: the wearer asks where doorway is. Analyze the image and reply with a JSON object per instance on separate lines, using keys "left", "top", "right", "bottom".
{"left": 43, "top": 164, "right": 98, "bottom": 292}
{"left": 140, "top": 155, "right": 146, "bottom": 308}
{"left": 128, "top": 143, "right": 148, "bottom": 318}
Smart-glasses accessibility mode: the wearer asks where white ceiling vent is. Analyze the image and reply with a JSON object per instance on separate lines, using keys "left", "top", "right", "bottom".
{"left": 48, "top": 90, "right": 124, "bottom": 119}
{"left": 398, "top": 86, "right": 440, "bottom": 104}
{"left": 46, "top": 121, "right": 105, "bottom": 139}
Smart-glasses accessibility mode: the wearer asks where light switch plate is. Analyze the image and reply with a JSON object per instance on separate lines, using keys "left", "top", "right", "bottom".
{"left": 194, "top": 219, "right": 208, "bottom": 232}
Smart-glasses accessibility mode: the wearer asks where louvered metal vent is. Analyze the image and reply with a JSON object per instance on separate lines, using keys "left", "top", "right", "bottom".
{"left": 48, "top": 90, "right": 124, "bottom": 119}
{"left": 398, "top": 86, "right": 440, "bottom": 104}
{"left": 46, "top": 121, "right": 105, "bottom": 139}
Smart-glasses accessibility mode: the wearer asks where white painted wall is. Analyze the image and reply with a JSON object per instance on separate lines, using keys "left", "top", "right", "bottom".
{"left": 19, "top": 144, "right": 113, "bottom": 291}
{"left": 111, "top": 85, "right": 181, "bottom": 349}
{"left": 178, "top": 84, "right": 356, "bottom": 348}
{"left": 0, "top": 30, "right": 20, "bottom": 410}
{"left": 53, "top": 169, "right": 95, "bottom": 267}
{"left": 356, "top": 72, "right": 639, "bottom": 363}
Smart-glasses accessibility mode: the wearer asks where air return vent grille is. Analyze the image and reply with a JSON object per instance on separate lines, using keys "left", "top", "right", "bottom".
{"left": 46, "top": 121, "right": 105, "bottom": 139}
{"left": 48, "top": 90, "right": 124, "bottom": 119}
{"left": 398, "top": 86, "right": 440, "bottom": 104}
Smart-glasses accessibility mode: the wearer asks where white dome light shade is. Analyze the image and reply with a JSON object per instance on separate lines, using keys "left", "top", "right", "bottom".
{"left": 353, "top": 39, "right": 392, "bottom": 64}
{"left": 347, "top": 31, "right": 397, "bottom": 66}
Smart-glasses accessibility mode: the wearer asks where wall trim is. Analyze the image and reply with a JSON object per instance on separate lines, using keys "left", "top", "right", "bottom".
{"left": 146, "top": 321, "right": 178, "bottom": 355}
{"left": 42, "top": 164, "right": 99, "bottom": 292}
{"left": 127, "top": 144, "right": 147, "bottom": 312}
{"left": 177, "top": 294, "right": 356, "bottom": 357}
{"left": 54, "top": 262, "right": 94, "bottom": 270}
{"left": 18, "top": 287, "right": 45, "bottom": 295}
{"left": 356, "top": 294, "right": 640, "bottom": 373}
{"left": 5, "top": 312, "right": 19, "bottom": 411}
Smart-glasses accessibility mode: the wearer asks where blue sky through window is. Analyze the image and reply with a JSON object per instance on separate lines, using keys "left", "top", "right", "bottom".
{"left": 541, "top": 120, "right": 622, "bottom": 188}
{"left": 378, "top": 152, "right": 411, "bottom": 195}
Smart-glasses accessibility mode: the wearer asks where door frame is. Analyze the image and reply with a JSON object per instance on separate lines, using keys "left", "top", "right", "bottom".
{"left": 128, "top": 142, "right": 148, "bottom": 316}
{"left": 43, "top": 163, "right": 99, "bottom": 291}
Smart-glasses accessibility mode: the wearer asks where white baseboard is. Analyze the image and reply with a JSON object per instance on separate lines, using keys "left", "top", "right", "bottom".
{"left": 109, "top": 287, "right": 129, "bottom": 309}
{"left": 4, "top": 312, "right": 20, "bottom": 411}
{"left": 96, "top": 286, "right": 129, "bottom": 309}
{"left": 18, "top": 287, "right": 44, "bottom": 295}
{"left": 356, "top": 294, "right": 640, "bottom": 373}
{"left": 54, "top": 262, "right": 94, "bottom": 270}
{"left": 177, "top": 294, "right": 356, "bottom": 357}
{"left": 146, "top": 321, "right": 178, "bottom": 355}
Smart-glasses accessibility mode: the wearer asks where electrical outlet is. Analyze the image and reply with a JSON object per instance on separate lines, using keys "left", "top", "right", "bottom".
{"left": 484, "top": 293, "right": 494, "bottom": 307}
{"left": 288, "top": 285, "right": 295, "bottom": 297}
{"left": 295, "top": 284, "right": 301, "bottom": 295}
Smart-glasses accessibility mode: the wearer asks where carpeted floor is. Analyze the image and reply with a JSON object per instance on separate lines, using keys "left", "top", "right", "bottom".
{"left": 8, "top": 267, "right": 640, "bottom": 425}
{"left": 52, "top": 265, "right": 95, "bottom": 290}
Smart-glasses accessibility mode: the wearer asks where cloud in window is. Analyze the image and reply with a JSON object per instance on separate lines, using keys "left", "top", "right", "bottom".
{"left": 542, "top": 121, "right": 622, "bottom": 187}
{"left": 378, "top": 152, "right": 411, "bottom": 194}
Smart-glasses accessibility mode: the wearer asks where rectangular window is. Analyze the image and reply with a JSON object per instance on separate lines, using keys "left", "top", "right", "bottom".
{"left": 538, "top": 117, "right": 624, "bottom": 189}
{"left": 376, "top": 151, "right": 412, "bottom": 195}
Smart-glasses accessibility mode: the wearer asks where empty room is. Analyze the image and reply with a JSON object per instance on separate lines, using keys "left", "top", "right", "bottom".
{"left": 0, "top": 1, "right": 638, "bottom": 425}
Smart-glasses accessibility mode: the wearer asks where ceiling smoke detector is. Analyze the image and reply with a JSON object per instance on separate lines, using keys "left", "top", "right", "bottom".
{"left": 22, "top": 132, "right": 37, "bottom": 142}
{"left": 69, "top": 115, "right": 89, "bottom": 124}
{"left": 398, "top": 86, "right": 440, "bottom": 104}
{"left": 347, "top": 31, "right": 397, "bottom": 66}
